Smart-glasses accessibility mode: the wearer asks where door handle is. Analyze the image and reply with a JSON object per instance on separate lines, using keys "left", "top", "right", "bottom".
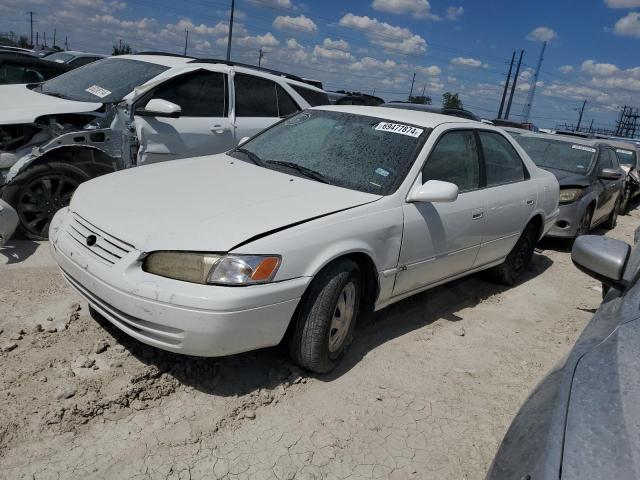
{"left": 211, "top": 125, "right": 229, "bottom": 133}
{"left": 526, "top": 199, "right": 535, "bottom": 206}
{"left": 472, "top": 211, "right": 484, "bottom": 220}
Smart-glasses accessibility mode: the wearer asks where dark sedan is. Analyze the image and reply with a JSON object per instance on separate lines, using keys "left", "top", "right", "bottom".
{"left": 515, "top": 133, "right": 625, "bottom": 238}
{"left": 487, "top": 232, "right": 640, "bottom": 479}
{"left": 0, "top": 53, "right": 72, "bottom": 85}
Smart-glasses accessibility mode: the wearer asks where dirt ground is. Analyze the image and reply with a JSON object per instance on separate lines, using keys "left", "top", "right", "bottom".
{"left": 1, "top": 210, "right": 638, "bottom": 480}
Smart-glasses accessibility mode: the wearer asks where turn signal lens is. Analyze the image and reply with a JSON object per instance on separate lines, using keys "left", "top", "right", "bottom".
{"left": 208, "top": 255, "right": 281, "bottom": 285}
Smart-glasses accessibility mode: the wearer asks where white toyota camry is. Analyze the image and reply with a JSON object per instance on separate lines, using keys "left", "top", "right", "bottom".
{"left": 50, "top": 106, "right": 559, "bottom": 373}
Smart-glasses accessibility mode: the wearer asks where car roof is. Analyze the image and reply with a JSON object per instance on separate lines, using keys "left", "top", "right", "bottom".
{"left": 519, "top": 132, "right": 604, "bottom": 147}
{"left": 56, "top": 50, "right": 105, "bottom": 57}
{"left": 312, "top": 105, "right": 478, "bottom": 128}
{"left": 602, "top": 138, "right": 639, "bottom": 151}
{"left": 116, "top": 54, "right": 195, "bottom": 67}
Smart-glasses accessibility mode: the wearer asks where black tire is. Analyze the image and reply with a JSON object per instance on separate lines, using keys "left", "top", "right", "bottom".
{"left": 289, "top": 259, "right": 361, "bottom": 374}
{"left": 1, "top": 162, "right": 90, "bottom": 240}
{"left": 603, "top": 198, "right": 620, "bottom": 230}
{"left": 488, "top": 222, "right": 538, "bottom": 286}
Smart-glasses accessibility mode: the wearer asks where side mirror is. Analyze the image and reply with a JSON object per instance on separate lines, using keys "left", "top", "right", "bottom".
{"left": 599, "top": 168, "right": 622, "bottom": 180}
{"left": 407, "top": 180, "right": 459, "bottom": 203}
{"left": 238, "top": 136, "right": 250, "bottom": 146}
{"left": 571, "top": 235, "right": 630, "bottom": 289}
{"left": 137, "top": 98, "right": 181, "bottom": 118}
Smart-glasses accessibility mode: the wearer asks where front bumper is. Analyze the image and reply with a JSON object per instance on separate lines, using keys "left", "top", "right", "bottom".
{"left": 546, "top": 201, "right": 585, "bottom": 238}
{"left": 49, "top": 208, "right": 309, "bottom": 357}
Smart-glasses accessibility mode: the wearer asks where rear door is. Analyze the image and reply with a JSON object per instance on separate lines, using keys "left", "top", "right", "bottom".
{"left": 134, "top": 69, "right": 234, "bottom": 164}
{"left": 474, "top": 130, "right": 537, "bottom": 266}
{"left": 393, "top": 129, "right": 487, "bottom": 295}
{"left": 233, "top": 73, "right": 300, "bottom": 140}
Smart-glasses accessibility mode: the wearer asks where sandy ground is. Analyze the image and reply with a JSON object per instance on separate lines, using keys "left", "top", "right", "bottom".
{"left": 1, "top": 210, "right": 638, "bottom": 480}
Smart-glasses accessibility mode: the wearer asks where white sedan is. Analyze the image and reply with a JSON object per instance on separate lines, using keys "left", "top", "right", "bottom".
{"left": 50, "top": 106, "right": 559, "bottom": 373}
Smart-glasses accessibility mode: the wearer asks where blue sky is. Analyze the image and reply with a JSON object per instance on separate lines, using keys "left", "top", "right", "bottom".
{"left": 2, "top": 0, "right": 640, "bottom": 131}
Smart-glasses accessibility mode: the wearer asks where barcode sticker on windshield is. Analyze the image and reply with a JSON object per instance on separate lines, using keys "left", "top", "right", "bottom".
{"left": 375, "top": 122, "right": 423, "bottom": 138}
{"left": 85, "top": 85, "right": 111, "bottom": 98}
{"left": 571, "top": 145, "right": 596, "bottom": 153}
{"left": 616, "top": 149, "right": 633, "bottom": 155}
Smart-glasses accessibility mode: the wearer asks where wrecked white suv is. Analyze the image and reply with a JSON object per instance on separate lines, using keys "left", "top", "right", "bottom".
{"left": 0, "top": 53, "right": 328, "bottom": 239}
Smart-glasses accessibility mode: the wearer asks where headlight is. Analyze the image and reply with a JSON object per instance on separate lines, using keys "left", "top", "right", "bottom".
{"left": 559, "top": 188, "right": 583, "bottom": 204}
{"left": 143, "top": 252, "right": 280, "bottom": 285}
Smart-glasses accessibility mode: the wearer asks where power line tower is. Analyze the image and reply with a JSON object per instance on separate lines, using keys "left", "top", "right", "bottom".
{"left": 497, "top": 51, "right": 516, "bottom": 119}
{"left": 576, "top": 100, "right": 587, "bottom": 131}
{"left": 504, "top": 49, "right": 524, "bottom": 120}
{"left": 615, "top": 106, "right": 640, "bottom": 138}
{"left": 258, "top": 47, "right": 264, "bottom": 67}
{"left": 521, "top": 41, "right": 546, "bottom": 123}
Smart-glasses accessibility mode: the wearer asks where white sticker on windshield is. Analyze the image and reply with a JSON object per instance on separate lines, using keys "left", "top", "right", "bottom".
{"left": 85, "top": 85, "right": 112, "bottom": 98}
{"left": 375, "top": 122, "right": 423, "bottom": 138}
{"left": 375, "top": 167, "right": 390, "bottom": 177}
{"left": 616, "top": 149, "right": 633, "bottom": 155}
{"left": 571, "top": 144, "right": 596, "bottom": 153}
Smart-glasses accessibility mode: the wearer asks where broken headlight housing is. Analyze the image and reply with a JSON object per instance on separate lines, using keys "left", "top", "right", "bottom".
{"left": 143, "top": 252, "right": 281, "bottom": 285}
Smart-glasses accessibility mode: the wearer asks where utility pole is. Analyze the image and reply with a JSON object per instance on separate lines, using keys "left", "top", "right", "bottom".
{"left": 28, "top": 11, "right": 34, "bottom": 47}
{"left": 43, "top": 31, "right": 47, "bottom": 46}
{"left": 408, "top": 71, "right": 416, "bottom": 100}
{"left": 258, "top": 47, "right": 264, "bottom": 67}
{"left": 36, "top": 31, "right": 38, "bottom": 45}
{"left": 497, "top": 50, "right": 515, "bottom": 119}
{"left": 226, "top": 0, "right": 235, "bottom": 61}
{"left": 576, "top": 100, "right": 587, "bottom": 131}
{"left": 53, "top": 28, "right": 56, "bottom": 48}
{"left": 505, "top": 49, "right": 524, "bottom": 120}
{"left": 521, "top": 41, "right": 546, "bottom": 123}
{"left": 64, "top": 36, "right": 68, "bottom": 50}
{"left": 372, "top": 88, "right": 376, "bottom": 95}
{"left": 421, "top": 84, "right": 426, "bottom": 97}
{"left": 184, "top": 29, "right": 189, "bottom": 56}
{"left": 588, "top": 119, "right": 594, "bottom": 133}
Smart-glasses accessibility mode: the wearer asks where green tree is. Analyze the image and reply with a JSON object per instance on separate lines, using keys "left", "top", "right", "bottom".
{"left": 18, "top": 36, "right": 30, "bottom": 48}
{"left": 408, "top": 95, "right": 432, "bottom": 105}
{"left": 442, "top": 92, "right": 463, "bottom": 109}
{"left": 112, "top": 40, "right": 133, "bottom": 56}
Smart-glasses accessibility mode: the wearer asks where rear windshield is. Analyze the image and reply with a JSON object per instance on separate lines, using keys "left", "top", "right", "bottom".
{"left": 230, "top": 110, "right": 429, "bottom": 195}
{"left": 45, "top": 52, "right": 74, "bottom": 63}
{"left": 615, "top": 148, "right": 637, "bottom": 168}
{"left": 289, "top": 84, "right": 330, "bottom": 106}
{"left": 36, "top": 58, "right": 169, "bottom": 103}
{"left": 515, "top": 136, "right": 596, "bottom": 174}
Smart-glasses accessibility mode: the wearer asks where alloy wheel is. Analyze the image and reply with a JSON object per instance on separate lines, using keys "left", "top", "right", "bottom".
{"left": 328, "top": 282, "right": 356, "bottom": 353}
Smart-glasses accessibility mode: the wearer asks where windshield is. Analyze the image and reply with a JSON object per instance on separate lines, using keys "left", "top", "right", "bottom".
{"left": 230, "top": 110, "right": 429, "bottom": 195}
{"left": 37, "top": 58, "right": 169, "bottom": 103}
{"left": 515, "top": 136, "right": 595, "bottom": 174}
{"left": 615, "top": 148, "right": 637, "bottom": 168}
{"left": 45, "top": 52, "right": 74, "bottom": 63}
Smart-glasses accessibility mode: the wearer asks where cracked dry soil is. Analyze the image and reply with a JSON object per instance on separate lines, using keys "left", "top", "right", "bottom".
{"left": 1, "top": 209, "right": 638, "bottom": 480}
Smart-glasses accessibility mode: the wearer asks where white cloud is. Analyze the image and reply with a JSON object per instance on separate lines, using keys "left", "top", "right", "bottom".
{"left": 338, "top": 13, "right": 427, "bottom": 54}
{"left": 558, "top": 65, "right": 574, "bottom": 74}
{"left": 591, "top": 76, "right": 640, "bottom": 91}
{"left": 445, "top": 6, "right": 464, "bottom": 21}
{"left": 450, "top": 57, "right": 487, "bottom": 68}
{"left": 542, "top": 83, "right": 611, "bottom": 104}
{"left": 286, "top": 38, "right": 303, "bottom": 49}
{"left": 237, "top": 32, "right": 280, "bottom": 48}
{"left": 247, "top": 0, "right": 294, "bottom": 8}
{"left": 349, "top": 56, "right": 397, "bottom": 71}
{"left": 195, "top": 40, "right": 211, "bottom": 51}
{"left": 613, "top": 12, "right": 640, "bottom": 37}
{"left": 323, "top": 38, "right": 350, "bottom": 51}
{"left": 604, "top": 0, "right": 640, "bottom": 8}
{"left": 526, "top": 26, "right": 558, "bottom": 42}
{"left": 371, "top": 0, "right": 439, "bottom": 19}
{"left": 273, "top": 14, "right": 317, "bottom": 34}
{"left": 417, "top": 65, "right": 441, "bottom": 75}
{"left": 312, "top": 45, "right": 355, "bottom": 61}
{"left": 581, "top": 59, "right": 620, "bottom": 76}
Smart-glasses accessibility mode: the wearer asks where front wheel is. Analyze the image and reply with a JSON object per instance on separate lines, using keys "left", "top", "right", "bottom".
{"left": 289, "top": 259, "right": 361, "bottom": 374}
{"left": 603, "top": 198, "right": 620, "bottom": 230}
{"left": 488, "top": 222, "right": 538, "bottom": 286}
{"left": 1, "top": 162, "right": 90, "bottom": 240}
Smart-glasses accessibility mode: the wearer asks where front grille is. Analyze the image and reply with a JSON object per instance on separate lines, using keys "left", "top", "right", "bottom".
{"left": 67, "top": 213, "right": 134, "bottom": 265}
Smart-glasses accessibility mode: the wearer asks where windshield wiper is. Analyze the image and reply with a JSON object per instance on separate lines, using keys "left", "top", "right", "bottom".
{"left": 233, "top": 147, "right": 263, "bottom": 166}
{"left": 267, "top": 160, "right": 330, "bottom": 184}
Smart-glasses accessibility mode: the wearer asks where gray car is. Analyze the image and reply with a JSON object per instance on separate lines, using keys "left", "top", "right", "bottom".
{"left": 515, "top": 134, "right": 625, "bottom": 238}
{"left": 486, "top": 232, "right": 640, "bottom": 480}
{"left": 604, "top": 139, "right": 640, "bottom": 214}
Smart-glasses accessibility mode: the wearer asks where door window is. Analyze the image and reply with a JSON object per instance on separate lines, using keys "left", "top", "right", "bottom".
{"left": 422, "top": 130, "right": 480, "bottom": 192}
{"left": 479, "top": 131, "right": 526, "bottom": 186}
{"left": 0, "top": 64, "right": 44, "bottom": 84}
{"left": 276, "top": 84, "right": 299, "bottom": 117}
{"left": 288, "top": 84, "right": 331, "bottom": 106}
{"left": 149, "top": 71, "right": 227, "bottom": 117}
{"left": 235, "top": 74, "right": 279, "bottom": 117}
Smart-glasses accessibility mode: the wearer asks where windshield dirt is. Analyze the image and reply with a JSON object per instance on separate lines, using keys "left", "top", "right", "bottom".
{"left": 38, "top": 58, "right": 168, "bottom": 103}
{"left": 230, "top": 110, "right": 429, "bottom": 195}
{"left": 516, "top": 136, "right": 595, "bottom": 174}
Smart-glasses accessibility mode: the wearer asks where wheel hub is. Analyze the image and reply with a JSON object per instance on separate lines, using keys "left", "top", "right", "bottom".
{"left": 328, "top": 282, "right": 356, "bottom": 353}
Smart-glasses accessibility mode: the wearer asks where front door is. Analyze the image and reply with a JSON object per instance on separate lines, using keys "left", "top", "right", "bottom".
{"left": 593, "top": 148, "right": 621, "bottom": 222}
{"left": 394, "top": 129, "right": 487, "bottom": 295}
{"left": 134, "top": 70, "right": 235, "bottom": 164}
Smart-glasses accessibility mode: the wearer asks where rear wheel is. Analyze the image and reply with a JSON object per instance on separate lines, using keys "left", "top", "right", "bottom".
{"left": 289, "top": 259, "right": 361, "bottom": 374}
{"left": 488, "top": 222, "right": 538, "bottom": 286}
{"left": 1, "top": 162, "right": 89, "bottom": 240}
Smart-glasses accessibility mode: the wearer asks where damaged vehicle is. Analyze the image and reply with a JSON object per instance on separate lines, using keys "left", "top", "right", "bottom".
{"left": 0, "top": 53, "right": 328, "bottom": 239}
{"left": 605, "top": 139, "right": 640, "bottom": 214}
{"left": 50, "top": 106, "right": 559, "bottom": 373}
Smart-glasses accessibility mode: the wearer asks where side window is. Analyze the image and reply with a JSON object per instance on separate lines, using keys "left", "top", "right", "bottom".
{"left": 422, "top": 130, "right": 480, "bottom": 192}
{"left": 276, "top": 84, "right": 300, "bottom": 117}
{"left": 289, "top": 84, "right": 331, "bottom": 106}
{"left": 0, "top": 64, "right": 43, "bottom": 84}
{"left": 69, "top": 57, "right": 99, "bottom": 68}
{"left": 235, "top": 74, "right": 278, "bottom": 117}
{"left": 150, "top": 71, "right": 227, "bottom": 117}
{"left": 608, "top": 149, "right": 619, "bottom": 168}
{"left": 597, "top": 148, "right": 614, "bottom": 170}
{"left": 479, "top": 131, "right": 526, "bottom": 186}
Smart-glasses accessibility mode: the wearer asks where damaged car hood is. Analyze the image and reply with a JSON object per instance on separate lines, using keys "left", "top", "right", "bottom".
{"left": 70, "top": 154, "right": 381, "bottom": 252}
{"left": 0, "top": 84, "right": 102, "bottom": 124}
